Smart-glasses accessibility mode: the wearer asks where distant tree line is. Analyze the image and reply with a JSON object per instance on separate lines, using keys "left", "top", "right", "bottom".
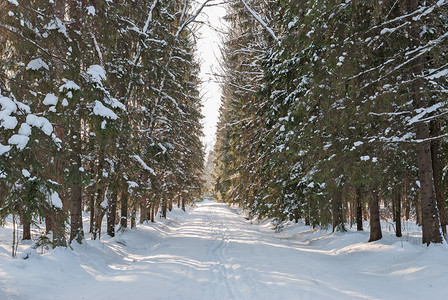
{"left": 215, "top": 0, "right": 448, "bottom": 245}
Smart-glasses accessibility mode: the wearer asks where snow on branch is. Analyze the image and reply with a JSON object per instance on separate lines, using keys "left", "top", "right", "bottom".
{"left": 143, "top": 0, "right": 159, "bottom": 34}
{"left": 369, "top": 132, "right": 448, "bottom": 144}
{"left": 369, "top": 111, "right": 411, "bottom": 117}
{"left": 239, "top": 0, "right": 281, "bottom": 46}
{"left": 175, "top": 0, "right": 214, "bottom": 39}
{"left": 408, "top": 102, "right": 446, "bottom": 125}
{"left": 131, "top": 155, "right": 156, "bottom": 176}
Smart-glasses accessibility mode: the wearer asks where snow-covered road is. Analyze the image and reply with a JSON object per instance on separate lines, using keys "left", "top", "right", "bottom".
{"left": 1, "top": 201, "right": 448, "bottom": 299}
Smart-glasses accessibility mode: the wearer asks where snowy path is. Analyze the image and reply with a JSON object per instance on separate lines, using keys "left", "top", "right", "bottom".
{"left": 1, "top": 201, "right": 448, "bottom": 299}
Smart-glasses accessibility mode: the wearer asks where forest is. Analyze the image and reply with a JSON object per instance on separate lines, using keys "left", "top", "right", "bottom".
{"left": 0, "top": 0, "right": 447, "bottom": 249}
{"left": 214, "top": 0, "right": 448, "bottom": 246}
{"left": 1, "top": 0, "right": 204, "bottom": 250}
{"left": 1, "top": 0, "right": 448, "bottom": 299}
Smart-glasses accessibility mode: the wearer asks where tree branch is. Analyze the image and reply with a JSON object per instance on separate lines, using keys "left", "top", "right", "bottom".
{"left": 239, "top": 0, "right": 281, "bottom": 46}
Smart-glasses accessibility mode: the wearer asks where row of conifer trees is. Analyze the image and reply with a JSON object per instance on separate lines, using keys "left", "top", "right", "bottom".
{"left": 215, "top": 0, "right": 448, "bottom": 245}
{"left": 0, "top": 0, "right": 204, "bottom": 248}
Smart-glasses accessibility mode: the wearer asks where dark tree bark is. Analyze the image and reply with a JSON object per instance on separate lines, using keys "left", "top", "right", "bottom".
{"left": 94, "top": 210, "right": 106, "bottom": 239}
{"left": 52, "top": 210, "right": 67, "bottom": 247}
{"left": 151, "top": 203, "right": 156, "bottom": 223}
{"left": 162, "top": 200, "right": 167, "bottom": 218}
{"left": 408, "top": 0, "right": 442, "bottom": 245}
{"left": 89, "top": 193, "right": 95, "bottom": 234}
{"left": 146, "top": 203, "right": 152, "bottom": 221}
{"left": 22, "top": 214, "right": 31, "bottom": 240}
{"left": 69, "top": 145, "right": 84, "bottom": 243}
{"left": 393, "top": 187, "right": 402, "bottom": 237}
{"left": 68, "top": 0, "right": 85, "bottom": 246}
{"left": 92, "top": 148, "right": 106, "bottom": 240}
{"left": 415, "top": 194, "right": 422, "bottom": 226}
{"left": 107, "top": 191, "right": 117, "bottom": 237}
{"left": 69, "top": 148, "right": 84, "bottom": 244}
{"left": 369, "top": 191, "right": 382, "bottom": 242}
{"left": 120, "top": 190, "right": 128, "bottom": 228}
{"left": 309, "top": 199, "right": 319, "bottom": 229}
{"left": 45, "top": 215, "right": 52, "bottom": 234}
{"left": 362, "top": 203, "right": 368, "bottom": 221}
{"left": 356, "top": 188, "right": 363, "bottom": 231}
{"left": 349, "top": 198, "right": 355, "bottom": 226}
{"left": 169, "top": 199, "right": 173, "bottom": 212}
{"left": 392, "top": 197, "right": 396, "bottom": 223}
{"left": 332, "top": 190, "right": 345, "bottom": 232}
{"left": 70, "top": 180, "right": 84, "bottom": 244}
{"left": 181, "top": 195, "right": 186, "bottom": 212}
{"left": 430, "top": 120, "right": 447, "bottom": 236}
{"left": 140, "top": 203, "right": 147, "bottom": 224}
{"left": 293, "top": 208, "right": 300, "bottom": 223}
{"left": 130, "top": 199, "right": 136, "bottom": 229}
{"left": 305, "top": 217, "right": 310, "bottom": 226}
{"left": 404, "top": 195, "right": 411, "bottom": 221}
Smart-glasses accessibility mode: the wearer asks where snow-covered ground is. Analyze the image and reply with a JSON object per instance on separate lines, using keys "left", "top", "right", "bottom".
{"left": 1, "top": 200, "right": 448, "bottom": 299}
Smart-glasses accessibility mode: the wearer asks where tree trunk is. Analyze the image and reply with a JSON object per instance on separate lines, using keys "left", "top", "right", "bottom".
{"left": 393, "top": 187, "right": 402, "bottom": 237}
{"left": 94, "top": 210, "right": 105, "bottom": 239}
{"left": 130, "top": 198, "right": 136, "bottom": 229}
{"left": 92, "top": 148, "right": 106, "bottom": 240}
{"left": 151, "top": 203, "right": 156, "bottom": 223}
{"left": 70, "top": 180, "right": 84, "bottom": 244}
{"left": 392, "top": 196, "right": 396, "bottom": 223}
{"left": 332, "top": 190, "right": 345, "bottom": 232}
{"left": 356, "top": 188, "right": 363, "bottom": 231}
{"left": 181, "top": 195, "right": 186, "bottom": 212}
{"left": 22, "top": 214, "right": 31, "bottom": 240}
{"left": 107, "top": 191, "right": 117, "bottom": 237}
{"left": 162, "top": 200, "right": 167, "bottom": 218}
{"left": 69, "top": 127, "right": 84, "bottom": 244}
{"left": 147, "top": 203, "right": 152, "bottom": 221}
{"left": 169, "top": 199, "right": 173, "bottom": 212}
{"left": 50, "top": 0, "right": 68, "bottom": 248}
{"left": 430, "top": 120, "right": 446, "bottom": 236}
{"left": 369, "top": 191, "right": 382, "bottom": 242}
{"left": 294, "top": 208, "right": 300, "bottom": 223}
{"left": 140, "top": 203, "right": 147, "bottom": 224}
{"left": 67, "top": 0, "right": 85, "bottom": 245}
{"left": 52, "top": 211, "right": 67, "bottom": 247}
{"left": 404, "top": 195, "right": 411, "bottom": 220}
{"left": 362, "top": 203, "right": 368, "bottom": 221}
{"left": 350, "top": 197, "right": 355, "bottom": 227}
{"left": 45, "top": 215, "right": 53, "bottom": 234}
{"left": 408, "top": 0, "right": 442, "bottom": 245}
{"left": 120, "top": 190, "right": 128, "bottom": 228}
{"left": 310, "top": 199, "right": 318, "bottom": 229}
{"left": 93, "top": 190, "right": 105, "bottom": 239}
{"left": 415, "top": 193, "right": 422, "bottom": 226}
{"left": 89, "top": 193, "right": 95, "bottom": 234}
{"left": 20, "top": 212, "right": 31, "bottom": 240}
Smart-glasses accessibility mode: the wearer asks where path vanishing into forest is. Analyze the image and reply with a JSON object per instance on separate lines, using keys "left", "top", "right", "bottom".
{"left": 1, "top": 200, "right": 448, "bottom": 299}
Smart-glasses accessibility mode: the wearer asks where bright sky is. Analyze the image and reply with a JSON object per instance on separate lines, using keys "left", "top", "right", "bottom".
{"left": 196, "top": 1, "right": 227, "bottom": 154}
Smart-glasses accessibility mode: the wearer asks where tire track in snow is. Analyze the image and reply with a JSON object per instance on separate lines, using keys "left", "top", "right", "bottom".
{"left": 216, "top": 221, "right": 244, "bottom": 300}
{"left": 203, "top": 203, "right": 267, "bottom": 300}
{"left": 207, "top": 214, "right": 242, "bottom": 300}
